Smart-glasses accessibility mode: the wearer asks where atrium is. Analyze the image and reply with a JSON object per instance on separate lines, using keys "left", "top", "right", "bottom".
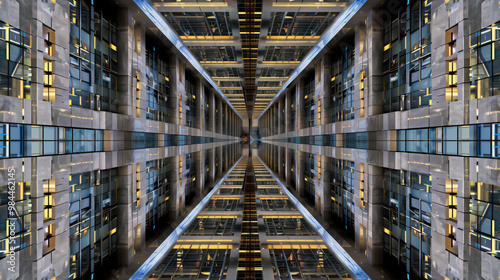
{"left": 0, "top": 0, "right": 499, "bottom": 279}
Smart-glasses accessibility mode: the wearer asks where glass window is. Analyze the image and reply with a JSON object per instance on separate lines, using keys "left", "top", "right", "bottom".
{"left": 10, "top": 124, "right": 23, "bottom": 141}
{"left": 10, "top": 141, "right": 22, "bottom": 157}
{"left": 44, "top": 141, "right": 57, "bottom": 155}
{"left": 444, "top": 127, "right": 458, "bottom": 141}
{"left": 44, "top": 127, "right": 57, "bottom": 141}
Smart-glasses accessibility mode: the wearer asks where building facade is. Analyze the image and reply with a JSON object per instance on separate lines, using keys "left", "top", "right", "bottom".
{"left": 0, "top": 1, "right": 242, "bottom": 279}
{"left": 259, "top": 0, "right": 500, "bottom": 279}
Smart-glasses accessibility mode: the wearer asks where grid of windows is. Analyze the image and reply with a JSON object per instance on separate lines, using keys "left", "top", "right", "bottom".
{"left": 396, "top": 123, "right": 500, "bottom": 157}
{"left": 0, "top": 123, "right": 104, "bottom": 158}
{"left": 287, "top": 135, "right": 336, "bottom": 146}
{"left": 69, "top": 0, "right": 118, "bottom": 111}
{"left": 330, "top": 38, "right": 355, "bottom": 122}
{"left": 470, "top": 21, "right": 500, "bottom": 99}
{"left": 383, "top": 0, "right": 432, "bottom": 112}
{"left": 0, "top": 20, "right": 31, "bottom": 99}
{"left": 145, "top": 38, "right": 170, "bottom": 121}
{"left": 304, "top": 74, "right": 315, "bottom": 128}
{"left": 330, "top": 159, "right": 355, "bottom": 237}
{"left": 0, "top": 182, "right": 31, "bottom": 259}
{"left": 132, "top": 132, "right": 158, "bottom": 149}
{"left": 184, "top": 153, "right": 197, "bottom": 206}
{"left": 383, "top": 169, "right": 432, "bottom": 279}
{"left": 470, "top": 181, "right": 500, "bottom": 258}
{"left": 343, "top": 132, "right": 368, "bottom": 149}
{"left": 69, "top": 169, "right": 118, "bottom": 279}
{"left": 144, "top": 159, "right": 170, "bottom": 237}
{"left": 185, "top": 74, "right": 197, "bottom": 127}
{"left": 164, "top": 135, "right": 215, "bottom": 146}
{"left": 304, "top": 153, "right": 316, "bottom": 206}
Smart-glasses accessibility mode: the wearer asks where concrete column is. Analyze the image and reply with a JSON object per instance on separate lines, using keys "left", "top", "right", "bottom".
{"left": 354, "top": 23, "right": 366, "bottom": 119}
{"left": 116, "top": 164, "right": 136, "bottom": 265}
{"left": 285, "top": 148, "right": 293, "bottom": 186}
{"left": 365, "top": 165, "right": 384, "bottom": 266}
{"left": 296, "top": 81, "right": 306, "bottom": 130}
{"left": 278, "top": 98, "right": 283, "bottom": 134}
{"left": 169, "top": 57, "right": 183, "bottom": 125}
{"left": 217, "top": 146, "right": 223, "bottom": 178}
{"left": 354, "top": 162, "right": 367, "bottom": 253}
{"left": 320, "top": 55, "right": 332, "bottom": 124}
{"left": 209, "top": 90, "right": 216, "bottom": 132}
{"left": 216, "top": 98, "right": 223, "bottom": 134}
{"left": 296, "top": 151, "right": 306, "bottom": 197}
{"left": 277, "top": 146, "right": 283, "bottom": 178}
{"left": 317, "top": 155, "right": 331, "bottom": 219}
{"left": 284, "top": 89, "right": 291, "bottom": 134}
{"left": 168, "top": 156, "right": 182, "bottom": 220}
{"left": 224, "top": 103, "right": 229, "bottom": 136}
{"left": 117, "top": 8, "right": 134, "bottom": 116}
{"left": 365, "top": 9, "right": 384, "bottom": 116}
{"left": 195, "top": 79, "right": 204, "bottom": 129}
{"left": 134, "top": 22, "right": 147, "bottom": 120}
{"left": 208, "top": 147, "right": 216, "bottom": 185}
{"left": 195, "top": 151, "right": 204, "bottom": 198}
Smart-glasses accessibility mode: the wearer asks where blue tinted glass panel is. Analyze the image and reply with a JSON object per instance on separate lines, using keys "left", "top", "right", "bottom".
{"left": 10, "top": 141, "right": 22, "bottom": 157}
{"left": 44, "top": 127, "right": 57, "bottom": 141}
{"left": 10, "top": 124, "right": 22, "bottom": 141}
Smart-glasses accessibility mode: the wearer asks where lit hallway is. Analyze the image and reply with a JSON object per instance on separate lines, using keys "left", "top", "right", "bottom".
{"left": 129, "top": 147, "right": 370, "bottom": 279}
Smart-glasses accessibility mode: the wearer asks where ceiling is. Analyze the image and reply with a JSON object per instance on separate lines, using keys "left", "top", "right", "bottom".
{"left": 153, "top": 0, "right": 348, "bottom": 119}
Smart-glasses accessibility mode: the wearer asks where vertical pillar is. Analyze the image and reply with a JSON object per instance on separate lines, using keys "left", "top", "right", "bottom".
{"left": 285, "top": 148, "right": 293, "bottom": 186}
{"left": 296, "top": 81, "right": 306, "bottom": 130}
{"left": 195, "top": 79, "right": 204, "bottom": 129}
{"left": 354, "top": 23, "right": 366, "bottom": 119}
{"left": 208, "top": 147, "right": 216, "bottom": 184}
{"left": 320, "top": 55, "right": 332, "bottom": 124}
{"left": 116, "top": 8, "right": 136, "bottom": 266}
{"left": 216, "top": 98, "right": 223, "bottom": 134}
{"left": 365, "top": 9, "right": 384, "bottom": 116}
{"left": 285, "top": 89, "right": 291, "bottom": 134}
{"left": 117, "top": 8, "right": 134, "bottom": 116}
{"left": 278, "top": 98, "right": 283, "bottom": 135}
{"left": 169, "top": 57, "right": 182, "bottom": 125}
{"left": 195, "top": 151, "right": 204, "bottom": 197}
{"left": 317, "top": 156, "right": 331, "bottom": 219}
{"left": 116, "top": 164, "right": 136, "bottom": 265}
{"left": 168, "top": 155, "right": 182, "bottom": 220}
{"left": 365, "top": 165, "right": 384, "bottom": 265}
{"left": 296, "top": 151, "right": 305, "bottom": 197}
{"left": 134, "top": 22, "right": 147, "bottom": 120}
{"left": 209, "top": 90, "right": 216, "bottom": 133}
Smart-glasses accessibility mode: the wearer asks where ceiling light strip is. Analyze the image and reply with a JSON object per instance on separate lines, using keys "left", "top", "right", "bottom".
{"left": 258, "top": 0, "right": 367, "bottom": 121}
{"left": 134, "top": 0, "right": 242, "bottom": 121}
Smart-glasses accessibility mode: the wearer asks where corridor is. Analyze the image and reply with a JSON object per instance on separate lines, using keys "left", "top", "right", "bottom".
{"left": 133, "top": 148, "right": 368, "bottom": 279}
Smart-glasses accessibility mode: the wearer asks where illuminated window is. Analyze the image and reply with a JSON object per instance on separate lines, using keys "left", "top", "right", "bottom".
{"left": 446, "top": 223, "right": 458, "bottom": 255}
{"left": 43, "top": 223, "right": 55, "bottom": 255}
{"left": 446, "top": 179, "right": 457, "bottom": 220}
{"left": 330, "top": 40, "right": 355, "bottom": 122}
{"left": 470, "top": 21, "right": 500, "bottom": 99}
{"left": 43, "top": 179, "right": 55, "bottom": 221}
{"left": 446, "top": 26, "right": 458, "bottom": 57}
